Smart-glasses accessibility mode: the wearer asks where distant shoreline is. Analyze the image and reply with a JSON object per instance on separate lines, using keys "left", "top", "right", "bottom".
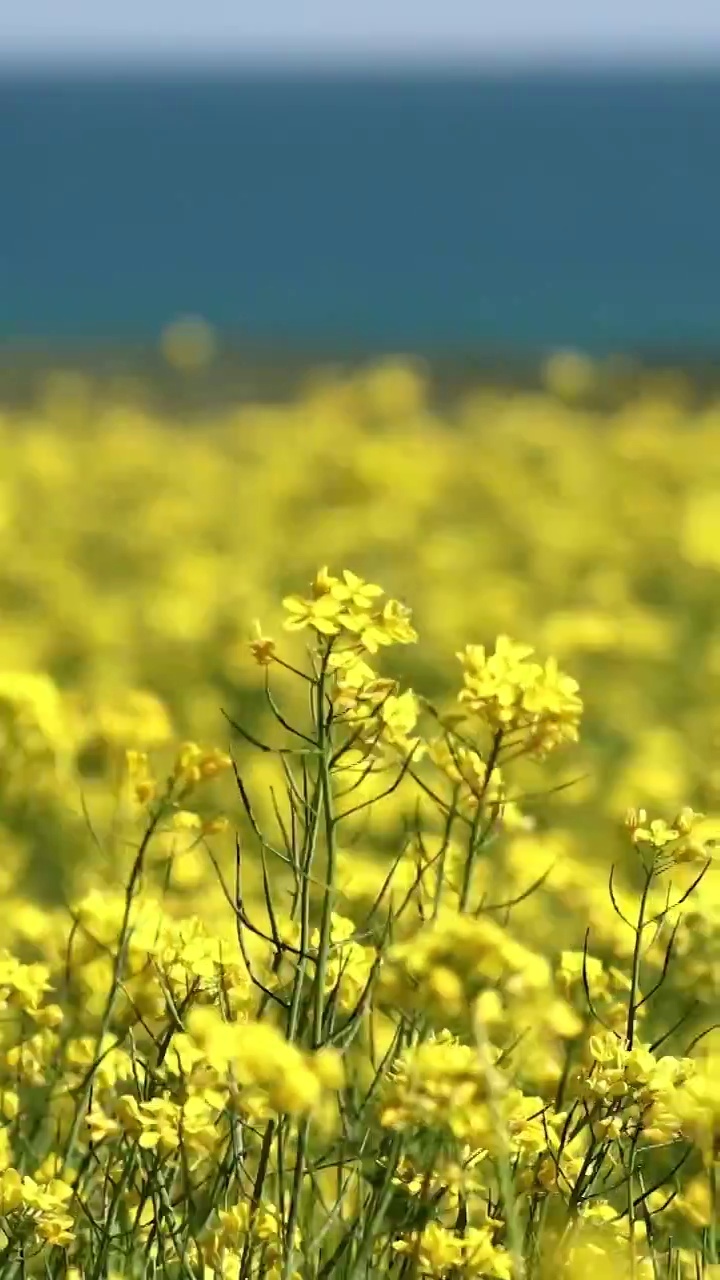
{"left": 2, "top": 342, "right": 720, "bottom": 413}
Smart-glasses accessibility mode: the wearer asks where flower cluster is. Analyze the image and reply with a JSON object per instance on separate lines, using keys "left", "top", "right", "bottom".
{"left": 378, "top": 909, "right": 551, "bottom": 1024}
{"left": 333, "top": 673, "right": 425, "bottom": 765}
{"left": 277, "top": 911, "right": 376, "bottom": 1014}
{"left": 200, "top": 1198, "right": 301, "bottom": 1280}
{"left": 457, "top": 636, "right": 583, "bottom": 756}
{"left": 282, "top": 566, "right": 418, "bottom": 651}
{"left": 379, "top": 1029, "right": 547, "bottom": 1170}
{"left": 672, "top": 1054, "right": 720, "bottom": 1165}
{"left": 625, "top": 805, "right": 720, "bottom": 867}
{"left": 391, "top": 1220, "right": 513, "bottom": 1278}
{"left": 576, "top": 1031, "right": 695, "bottom": 1144}
{"left": 0, "top": 1168, "right": 75, "bottom": 1251}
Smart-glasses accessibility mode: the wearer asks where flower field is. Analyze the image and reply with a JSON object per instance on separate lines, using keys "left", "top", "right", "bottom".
{"left": 0, "top": 356, "right": 718, "bottom": 1276}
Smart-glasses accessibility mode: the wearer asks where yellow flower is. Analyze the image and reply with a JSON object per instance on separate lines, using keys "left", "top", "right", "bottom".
{"left": 312, "top": 1047, "right": 345, "bottom": 1090}
{"left": 328, "top": 646, "right": 377, "bottom": 689}
{"left": 0, "top": 1168, "right": 23, "bottom": 1214}
{"left": 338, "top": 610, "right": 394, "bottom": 653}
{"left": 457, "top": 636, "right": 581, "bottom": 754}
{"left": 311, "top": 565, "right": 340, "bottom": 597}
{"left": 329, "top": 569, "right": 384, "bottom": 611}
{"left": 282, "top": 592, "right": 343, "bottom": 635}
{"left": 125, "top": 748, "right": 157, "bottom": 806}
{"left": 86, "top": 1107, "right": 121, "bottom": 1145}
{"left": 378, "top": 598, "right": 419, "bottom": 646}
{"left": 172, "top": 809, "right": 203, "bottom": 832}
{"left": 249, "top": 618, "right": 277, "bottom": 666}
{"left": 392, "top": 1221, "right": 465, "bottom": 1273}
{"left": 0, "top": 1091, "right": 18, "bottom": 1122}
{"left": 632, "top": 817, "right": 678, "bottom": 848}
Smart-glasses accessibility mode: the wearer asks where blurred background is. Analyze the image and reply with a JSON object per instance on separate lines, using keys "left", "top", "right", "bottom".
{"left": 2, "top": 0, "right": 720, "bottom": 969}
{"left": 5, "top": 1, "right": 720, "bottom": 374}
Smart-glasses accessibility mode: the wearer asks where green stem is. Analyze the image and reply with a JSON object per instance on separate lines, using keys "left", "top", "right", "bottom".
{"left": 627, "top": 865, "right": 654, "bottom": 1049}
{"left": 312, "top": 656, "right": 338, "bottom": 1050}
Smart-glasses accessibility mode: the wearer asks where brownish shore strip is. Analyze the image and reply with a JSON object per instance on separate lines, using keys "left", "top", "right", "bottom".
{"left": 1, "top": 341, "right": 719, "bottom": 415}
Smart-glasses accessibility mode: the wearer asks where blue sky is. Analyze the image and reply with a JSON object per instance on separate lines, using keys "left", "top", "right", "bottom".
{"left": 5, "top": 0, "right": 720, "bottom": 65}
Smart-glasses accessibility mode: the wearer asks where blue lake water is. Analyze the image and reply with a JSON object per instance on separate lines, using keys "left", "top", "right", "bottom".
{"left": 3, "top": 68, "right": 720, "bottom": 354}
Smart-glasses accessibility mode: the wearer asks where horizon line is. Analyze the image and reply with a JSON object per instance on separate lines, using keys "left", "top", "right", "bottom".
{"left": 4, "top": 49, "right": 720, "bottom": 76}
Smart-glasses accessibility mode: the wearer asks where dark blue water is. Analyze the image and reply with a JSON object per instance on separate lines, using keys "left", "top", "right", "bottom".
{"left": 3, "top": 68, "right": 720, "bottom": 353}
